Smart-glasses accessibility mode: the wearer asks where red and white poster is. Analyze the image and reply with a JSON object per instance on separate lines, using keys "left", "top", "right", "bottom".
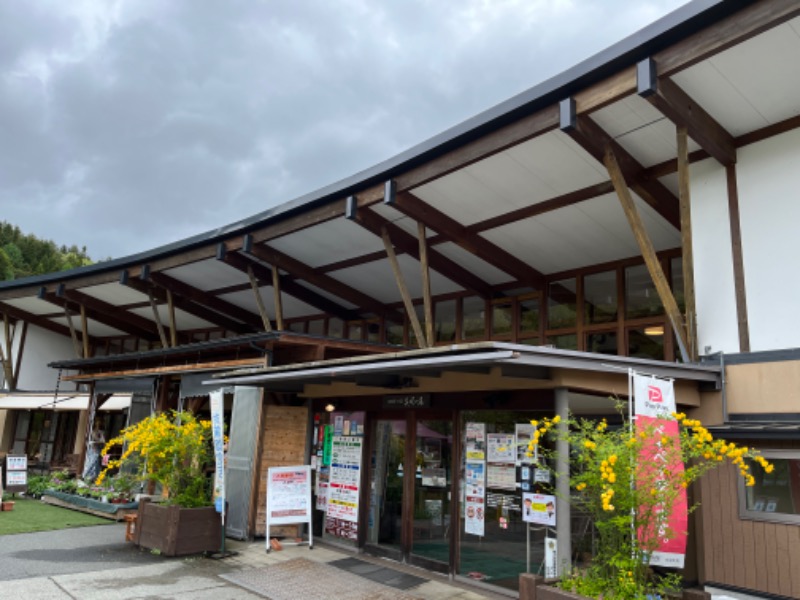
{"left": 633, "top": 373, "right": 687, "bottom": 568}
{"left": 325, "top": 436, "right": 362, "bottom": 540}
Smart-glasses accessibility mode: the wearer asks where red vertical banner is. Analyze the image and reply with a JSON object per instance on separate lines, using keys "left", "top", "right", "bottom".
{"left": 633, "top": 373, "right": 687, "bottom": 568}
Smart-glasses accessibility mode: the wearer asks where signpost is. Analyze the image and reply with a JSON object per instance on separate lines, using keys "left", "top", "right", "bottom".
{"left": 266, "top": 465, "right": 313, "bottom": 551}
{"left": 4, "top": 455, "right": 28, "bottom": 494}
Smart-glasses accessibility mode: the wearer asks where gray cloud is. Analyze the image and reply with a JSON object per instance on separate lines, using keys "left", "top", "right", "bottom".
{"left": 0, "top": 0, "right": 688, "bottom": 260}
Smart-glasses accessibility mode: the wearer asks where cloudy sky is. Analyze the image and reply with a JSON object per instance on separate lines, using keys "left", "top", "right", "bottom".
{"left": 0, "top": 0, "right": 688, "bottom": 260}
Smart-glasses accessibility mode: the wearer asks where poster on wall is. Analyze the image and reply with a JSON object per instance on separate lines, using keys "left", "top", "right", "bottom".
{"left": 325, "top": 436, "right": 363, "bottom": 540}
{"left": 487, "top": 464, "right": 516, "bottom": 490}
{"left": 515, "top": 423, "right": 536, "bottom": 465}
{"left": 315, "top": 466, "right": 330, "bottom": 511}
{"left": 522, "top": 492, "right": 556, "bottom": 526}
{"left": 633, "top": 372, "right": 686, "bottom": 569}
{"left": 487, "top": 433, "right": 515, "bottom": 463}
{"left": 465, "top": 460, "right": 485, "bottom": 536}
{"left": 465, "top": 423, "right": 486, "bottom": 460}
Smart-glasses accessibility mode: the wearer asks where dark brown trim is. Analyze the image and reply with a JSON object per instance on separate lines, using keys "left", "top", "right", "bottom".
{"left": 725, "top": 164, "right": 750, "bottom": 352}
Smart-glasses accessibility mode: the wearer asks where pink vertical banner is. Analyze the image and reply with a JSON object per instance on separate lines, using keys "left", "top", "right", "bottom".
{"left": 633, "top": 373, "right": 687, "bottom": 568}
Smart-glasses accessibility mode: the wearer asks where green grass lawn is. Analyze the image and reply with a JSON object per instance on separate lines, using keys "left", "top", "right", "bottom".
{"left": 0, "top": 496, "right": 112, "bottom": 536}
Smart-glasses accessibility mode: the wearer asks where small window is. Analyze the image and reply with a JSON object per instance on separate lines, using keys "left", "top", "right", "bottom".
{"left": 348, "top": 322, "right": 363, "bottom": 341}
{"left": 739, "top": 451, "right": 800, "bottom": 525}
{"left": 586, "top": 331, "right": 618, "bottom": 355}
{"left": 308, "top": 319, "right": 325, "bottom": 336}
{"left": 671, "top": 257, "right": 685, "bottom": 314}
{"left": 625, "top": 265, "right": 663, "bottom": 319}
{"left": 492, "top": 301, "right": 513, "bottom": 336}
{"left": 546, "top": 333, "right": 578, "bottom": 351}
{"left": 288, "top": 321, "right": 305, "bottom": 334}
{"left": 435, "top": 299, "right": 457, "bottom": 342}
{"left": 519, "top": 297, "right": 540, "bottom": 334}
{"left": 328, "top": 318, "right": 344, "bottom": 339}
{"left": 548, "top": 279, "right": 577, "bottom": 329}
{"left": 462, "top": 297, "right": 486, "bottom": 340}
{"left": 584, "top": 271, "right": 617, "bottom": 325}
{"left": 628, "top": 326, "right": 665, "bottom": 360}
{"left": 386, "top": 320, "right": 404, "bottom": 345}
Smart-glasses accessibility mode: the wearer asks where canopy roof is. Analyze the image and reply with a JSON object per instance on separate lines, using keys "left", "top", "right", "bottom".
{"left": 0, "top": 0, "right": 796, "bottom": 349}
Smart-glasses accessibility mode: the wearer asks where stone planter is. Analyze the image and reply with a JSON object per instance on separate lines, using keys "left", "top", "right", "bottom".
{"left": 134, "top": 499, "right": 221, "bottom": 557}
{"left": 519, "top": 574, "right": 711, "bottom": 600}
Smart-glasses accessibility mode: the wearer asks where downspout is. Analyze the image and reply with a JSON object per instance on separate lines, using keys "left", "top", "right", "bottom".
{"left": 719, "top": 352, "right": 728, "bottom": 424}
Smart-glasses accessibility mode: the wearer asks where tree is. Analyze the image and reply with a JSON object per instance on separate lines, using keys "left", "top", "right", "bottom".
{"left": 0, "top": 221, "right": 95, "bottom": 281}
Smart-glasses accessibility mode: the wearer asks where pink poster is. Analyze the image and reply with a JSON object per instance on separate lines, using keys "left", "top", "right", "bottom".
{"left": 633, "top": 373, "right": 687, "bottom": 569}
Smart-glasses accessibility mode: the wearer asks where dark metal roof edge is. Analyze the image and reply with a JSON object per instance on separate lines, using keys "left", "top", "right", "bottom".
{"left": 47, "top": 330, "right": 400, "bottom": 369}
{"left": 710, "top": 347, "right": 800, "bottom": 365}
{"left": 0, "top": 0, "right": 750, "bottom": 293}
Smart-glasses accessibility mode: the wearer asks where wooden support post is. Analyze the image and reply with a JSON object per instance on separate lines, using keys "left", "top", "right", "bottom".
{"left": 247, "top": 265, "right": 273, "bottom": 332}
{"left": 11, "top": 321, "right": 27, "bottom": 389}
{"left": 417, "top": 221, "right": 434, "bottom": 347}
{"left": 381, "top": 227, "right": 427, "bottom": 348}
{"left": 148, "top": 289, "right": 170, "bottom": 348}
{"left": 271, "top": 265, "right": 284, "bottom": 331}
{"left": 726, "top": 164, "right": 750, "bottom": 352}
{"left": 604, "top": 147, "right": 690, "bottom": 362}
{"left": 1, "top": 313, "right": 13, "bottom": 386}
{"left": 63, "top": 307, "right": 84, "bottom": 358}
{"left": 677, "top": 126, "right": 698, "bottom": 361}
{"left": 166, "top": 290, "right": 178, "bottom": 347}
{"left": 79, "top": 304, "right": 90, "bottom": 359}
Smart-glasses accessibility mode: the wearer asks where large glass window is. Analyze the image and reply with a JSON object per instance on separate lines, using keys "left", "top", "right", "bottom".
{"left": 584, "top": 271, "right": 617, "bottom": 325}
{"left": 740, "top": 452, "right": 800, "bottom": 525}
{"left": 462, "top": 297, "right": 486, "bottom": 340}
{"left": 586, "top": 332, "right": 618, "bottom": 355}
{"left": 435, "top": 300, "right": 457, "bottom": 343}
{"left": 671, "top": 257, "right": 685, "bottom": 314}
{"left": 492, "top": 301, "right": 513, "bottom": 337}
{"left": 308, "top": 319, "right": 325, "bottom": 336}
{"left": 625, "top": 265, "right": 663, "bottom": 319}
{"left": 386, "top": 320, "right": 404, "bottom": 345}
{"left": 547, "top": 333, "right": 578, "bottom": 351}
{"left": 628, "top": 326, "right": 665, "bottom": 360}
{"left": 328, "top": 318, "right": 344, "bottom": 339}
{"left": 519, "top": 297, "right": 540, "bottom": 334}
{"left": 547, "top": 279, "right": 577, "bottom": 329}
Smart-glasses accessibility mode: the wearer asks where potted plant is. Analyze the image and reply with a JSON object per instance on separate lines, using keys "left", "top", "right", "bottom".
{"left": 1, "top": 493, "right": 15, "bottom": 511}
{"left": 96, "top": 411, "right": 224, "bottom": 556}
{"left": 522, "top": 407, "right": 773, "bottom": 600}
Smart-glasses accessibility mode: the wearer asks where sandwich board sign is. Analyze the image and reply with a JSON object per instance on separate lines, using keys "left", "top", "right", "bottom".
{"left": 265, "top": 465, "right": 313, "bottom": 551}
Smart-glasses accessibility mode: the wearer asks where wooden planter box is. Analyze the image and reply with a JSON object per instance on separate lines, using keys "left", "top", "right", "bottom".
{"left": 519, "top": 574, "right": 711, "bottom": 600}
{"left": 134, "top": 499, "right": 221, "bottom": 556}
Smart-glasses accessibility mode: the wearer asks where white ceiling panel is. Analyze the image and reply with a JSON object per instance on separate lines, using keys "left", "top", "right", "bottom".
{"left": 591, "top": 94, "right": 664, "bottom": 138}
{"left": 50, "top": 316, "right": 124, "bottom": 337}
{"left": 433, "top": 242, "right": 514, "bottom": 286}
{"left": 268, "top": 218, "right": 385, "bottom": 268}
{"left": 218, "top": 287, "right": 320, "bottom": 319}
{"left": 413, "top": 131, "right": 607, "bottom": 227}
{"left": 129, "top": 306, "right": 215, "bottom": 330}
{"left": 673, "top": 19, "right": 800, "bottom": 136}
{"left": 165, "top": 259, "right": 247, "bottom": 291}
{"left": 614, "top": 118, "right": 701, "bottom": 168}
{"left": 481, "top": 192, "right": 679, "bottom": 274}
{"left": 80, "top": 282, "right": 149, "bottom": 306}
{"left": 330, "top": 255, "right": 463, "bottom": 304}
{"left": 2, "top": 296, "right": 58, "bottom": 315}
{"left": 294, "top": 281, "right": 359, "bottom": 311}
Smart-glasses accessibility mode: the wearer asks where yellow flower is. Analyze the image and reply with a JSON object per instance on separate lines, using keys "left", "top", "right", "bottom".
{"left": 576, "top": 482, "right": 587, "bottom": 491}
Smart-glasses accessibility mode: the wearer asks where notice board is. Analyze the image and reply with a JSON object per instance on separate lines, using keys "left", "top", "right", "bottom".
{"left": 265, "top": 465, "right": 313, "bottom": 550}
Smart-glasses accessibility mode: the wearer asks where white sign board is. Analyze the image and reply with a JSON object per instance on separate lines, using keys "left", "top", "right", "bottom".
{"left": 209, "top": 390, "right": 226, "bottom": 522}
{"left": 265, "top": 465, "right": 313, "bottom": 550}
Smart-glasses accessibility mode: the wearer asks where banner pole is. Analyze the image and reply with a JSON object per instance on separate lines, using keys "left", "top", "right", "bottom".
{"left": 629, "top": 368, "right": 635, "bottom": 557}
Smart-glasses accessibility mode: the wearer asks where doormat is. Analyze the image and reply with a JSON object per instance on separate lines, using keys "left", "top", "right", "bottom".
{"left": 329, "top": 557, "right": 427, "bottom": 590}
{"left": 220, "top": 557, "right": 423, "bottom": 600}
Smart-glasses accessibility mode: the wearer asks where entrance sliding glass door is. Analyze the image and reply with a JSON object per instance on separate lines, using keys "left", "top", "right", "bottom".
{"left": 365, "top": 420, "right": 405, "bottom": 552}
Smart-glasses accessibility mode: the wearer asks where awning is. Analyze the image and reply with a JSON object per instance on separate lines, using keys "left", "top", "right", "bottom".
{"left": 0, "top": 393, "right": 133, "bottom": 412}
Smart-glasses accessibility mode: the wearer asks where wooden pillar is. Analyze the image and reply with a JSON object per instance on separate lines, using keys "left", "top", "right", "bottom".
{"left": 677, "top": 126, "right": 698, "bottom": 361}
{"left": 417, "top": 222, "right": 434, "bottom": 347}
{"left": 726, "top": 164, "right": 750, "bottom": 352}
{"left": 381, "top": 227, "right": 427, "bottom": 348}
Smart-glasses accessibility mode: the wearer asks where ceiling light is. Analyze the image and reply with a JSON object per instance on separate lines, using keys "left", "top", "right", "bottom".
{"left": 644, "top": 326, "right": 664, "bottom": 337}
{"left": 325, "top": 403, "right": 336, "bottom": 413}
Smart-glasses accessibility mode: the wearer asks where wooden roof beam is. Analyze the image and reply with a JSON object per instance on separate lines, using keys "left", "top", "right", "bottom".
{"left": 560, "top": 98, "right": 681, "bottom": 230}
{"left": 120, "top": 270, "right": 253, "bottom": 335}
{"left": 345, "top": 199, "right": 495, "bottom": 300}
{"left": 637, "top": 58, "right": 735, "bottom": 166}
{"left": 0, "top": 300, "right": 94, "bottom": 343}
{"left": 147, "top": 270, "right": 264, "bottom": 331}
{"left": 388, "top": 188, "right": 545, "bottom": 290}
{"left": 219, "top": 250, "right": 358, "bottom": 322}
{"left": 243, "top": 235, "right": 404, "bottom": 322}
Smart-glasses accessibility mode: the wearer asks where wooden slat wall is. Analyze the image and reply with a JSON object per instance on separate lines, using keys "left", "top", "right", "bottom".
{"left": 254, "top": 405, "right": 308, "bottom": 537}
{"left": 698, "top": 440, "right": 800, "bottom": 598}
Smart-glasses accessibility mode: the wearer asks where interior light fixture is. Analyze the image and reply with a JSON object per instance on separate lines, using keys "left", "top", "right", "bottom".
{"left": 644, "top": 326, "right": 664, "bottom": 337}
{"left": 325, "top": 403, "right": 336, "bottom": 413}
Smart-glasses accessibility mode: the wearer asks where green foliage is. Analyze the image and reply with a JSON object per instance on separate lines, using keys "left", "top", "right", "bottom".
{"left": 98, "top": 411, "right": 221, "bottom": 508}
{"left": 25, "top": 475, "right": 52, "bottom": 498}
{"left": 0, "top": 221, "right": 95, "bottom": 281}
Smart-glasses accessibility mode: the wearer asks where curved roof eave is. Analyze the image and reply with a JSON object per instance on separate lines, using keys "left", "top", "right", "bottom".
{"left": 0, "top": 0, "right": 746, "bottom": 293}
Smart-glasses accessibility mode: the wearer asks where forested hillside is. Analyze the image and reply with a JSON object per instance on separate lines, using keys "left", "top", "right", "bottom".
{"left": 0, "top": 222, "right": 94, "bottom": 281}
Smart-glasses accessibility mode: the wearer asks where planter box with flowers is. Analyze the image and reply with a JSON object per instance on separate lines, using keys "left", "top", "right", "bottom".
{"left": 518, "top": 406, "right": 773, "bottom": 600}
{"left": 97, "top": 411, "right": 224, "bottom": 556}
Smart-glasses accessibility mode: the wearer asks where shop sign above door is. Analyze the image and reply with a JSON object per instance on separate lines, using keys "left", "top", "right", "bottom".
{"left": 383, "top": 393, "right": 430, "bottom": 409}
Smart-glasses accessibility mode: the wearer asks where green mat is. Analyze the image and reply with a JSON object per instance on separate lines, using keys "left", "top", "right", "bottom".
{"left": 411, "top": 541, "right": 529, "bottom": 582}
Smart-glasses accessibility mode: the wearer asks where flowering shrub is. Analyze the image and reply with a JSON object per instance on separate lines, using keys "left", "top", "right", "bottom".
{"left": 529, "top": 408, "right": 772, "bottom": 599}
{"left": 96, "top": 411, "right": 219, "bottom": 508}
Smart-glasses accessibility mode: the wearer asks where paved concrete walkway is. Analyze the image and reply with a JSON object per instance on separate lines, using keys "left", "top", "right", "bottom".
{"left": 1, "top": 525, "right": 512, "bottom": 599}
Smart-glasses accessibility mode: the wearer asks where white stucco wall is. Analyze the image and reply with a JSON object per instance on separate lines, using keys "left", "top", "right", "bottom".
{"left": 9, "top": 324, "right": 79, "bottom": 391}
{"left": 690, "top": 158, "right": 741, "bottom": 355}
{"left": 735, "top": 128, "right": 800, "bottom": 352}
